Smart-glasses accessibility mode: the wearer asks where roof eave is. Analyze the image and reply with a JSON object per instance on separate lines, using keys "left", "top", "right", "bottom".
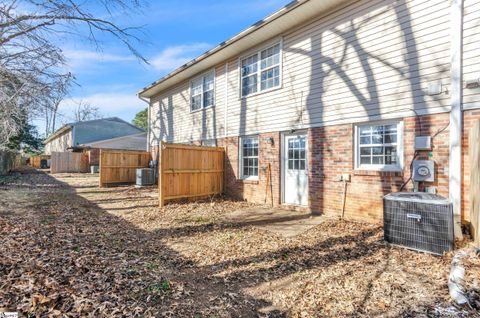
{"left": 44, "top": 125, "right": 72, "bottom": 144}
{"left": 138, "top": 0, "right": 346, "bottom": 99}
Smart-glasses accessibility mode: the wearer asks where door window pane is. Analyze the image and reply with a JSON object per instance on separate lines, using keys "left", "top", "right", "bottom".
{"left": 287, "top": 136, "right": 306, "bottom": 171}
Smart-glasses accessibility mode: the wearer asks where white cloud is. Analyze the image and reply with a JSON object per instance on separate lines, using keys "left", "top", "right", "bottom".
{"left": 150, "top": 43, "right": 211, "bottom": 72}
{"left": 63, "top": 49, "right": 135, "bottom": 71}
{"left": 59, "top": 93, "right": 145, "bottom": 123}
{"left": 65, "top": 49, "right": 134, "bottom": 62}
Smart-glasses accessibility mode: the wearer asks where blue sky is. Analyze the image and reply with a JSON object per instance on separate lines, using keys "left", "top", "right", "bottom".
{"left": 41, "top": 0, "right": 291, "bottom": 133}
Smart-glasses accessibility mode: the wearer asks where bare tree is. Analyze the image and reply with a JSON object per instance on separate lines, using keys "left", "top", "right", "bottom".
{"left": 0, "top": 0, "right": 146, "bottom": 149}
{"left": 41, "top": 75, "right": 72, "bottom": 137}
{"left": 72, "top": 101, "right": 102, "bottom": 122}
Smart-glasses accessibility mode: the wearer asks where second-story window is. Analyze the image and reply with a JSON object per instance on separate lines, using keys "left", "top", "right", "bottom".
{"left": 241, "top": 43, "right": 281, "bottom": 97}
{"left": 191, "top": 71, "right": 214, "bottom": 111}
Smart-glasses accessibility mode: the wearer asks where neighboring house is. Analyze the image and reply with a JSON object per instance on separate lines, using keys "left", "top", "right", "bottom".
{"left": 44, "top": 117, "right": 145, "bottom": 155}
{"left": 139, "top": 0, "right": 480, "bottom": 236}
{"left": 78, "top": 132, "right": 148, "bottom": 166}
{"left": 80, "top": 132, "right": 148, "bottom": 151}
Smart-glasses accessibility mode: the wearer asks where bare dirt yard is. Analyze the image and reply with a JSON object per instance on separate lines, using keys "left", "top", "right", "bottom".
{"left": 0, "top": 167, "right": 478, "bottom": 317}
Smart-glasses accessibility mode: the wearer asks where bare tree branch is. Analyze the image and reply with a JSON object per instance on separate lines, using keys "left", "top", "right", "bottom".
{"left": 72, "top": 100, "right": 102, "bottom": 122}
{"left": 0, "top": 0, "right": 147, "bottom": 149}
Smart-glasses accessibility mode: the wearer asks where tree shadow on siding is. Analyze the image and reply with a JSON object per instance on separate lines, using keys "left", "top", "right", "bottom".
{"left": 281, "top": 0, "right": 450, "bottom": 216}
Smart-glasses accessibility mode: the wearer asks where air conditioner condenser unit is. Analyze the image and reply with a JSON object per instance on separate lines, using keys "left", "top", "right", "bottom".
{"left": 383, "top": 192, "right": 454, "bottom": 255}
{"left": 136, "top": 168, "right": 155, "bottom": 186}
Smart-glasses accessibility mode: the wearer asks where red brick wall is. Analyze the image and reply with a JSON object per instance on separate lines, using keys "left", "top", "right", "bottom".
{"left": 219, "top": 133, "right": 282, "bottom": 206}
{"left": 152, "top": 110, "right": 478, "bottom": 224}
{"left": 220, "top": 113, "right": 457, "bottom": 223}
{"left": 308, "top": 114, "right": 451, "bottom": 222}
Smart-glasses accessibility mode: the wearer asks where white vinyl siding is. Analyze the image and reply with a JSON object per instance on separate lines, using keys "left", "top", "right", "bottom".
{"left": 148, "top": 0, "right": 480, "bottom": 146}
{"left": 240, "top": 136, "right": 259, "bottom": 179}
{"left": 150, "top": 63, "right": 226, "bottom": 144}
{"left": 222, "top": 0, "right": 452, "bottom": 137}
{"left": 355, "top": 121, "right": 403, "bottom": 171}
{"left": 241, "top": 43, "right": 281, "bottom": 97}
{"left": 463, "top": 0, "right": 480, "bottom": 109}
{"left": 190, "top": 71, "right": 215, "bottom": 112}
{"left": 44, "top": 130, "right": 73, "bottom": 155}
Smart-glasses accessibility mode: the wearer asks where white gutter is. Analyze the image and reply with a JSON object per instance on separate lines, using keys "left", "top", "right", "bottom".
{"left": 450, "top": 0, "right": 463, "bottom": 239}
{"left": 138, "top": 0, "right": 350, "bottom": 98}
{"left": 138, "top": 96, "right": 151, "bottom": 152}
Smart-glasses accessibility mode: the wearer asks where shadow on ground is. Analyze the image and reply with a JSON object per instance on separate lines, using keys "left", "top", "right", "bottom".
{"left": 0, "top": 168, "right": 462, "bottom": 317}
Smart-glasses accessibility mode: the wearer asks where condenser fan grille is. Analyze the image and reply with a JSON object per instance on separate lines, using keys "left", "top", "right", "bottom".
{"left": 383, "top": 192, "right": 454, "bottom": 255}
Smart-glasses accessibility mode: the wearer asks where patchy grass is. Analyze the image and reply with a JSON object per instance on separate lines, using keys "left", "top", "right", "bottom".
{"left": 40, "top": 214, "right": 56, "bottom": 224}
{"left": 0, "top": 174, "right": 19, "bottom": 185}
{"left": 146, "top": 280, "right": 171, "bottom": 294}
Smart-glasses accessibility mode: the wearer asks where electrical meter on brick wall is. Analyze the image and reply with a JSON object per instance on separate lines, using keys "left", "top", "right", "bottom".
{"left": 413, "top": 160, "right": 435, "bottom": 182}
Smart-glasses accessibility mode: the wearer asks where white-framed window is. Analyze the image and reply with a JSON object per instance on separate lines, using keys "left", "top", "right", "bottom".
{"left": 240, "top": 136, "right": 259, "bottom": 179}
{"left": 241, "top": 43, "right": 281, "bottom": 97}
{"left": 354, "top": 121, "right": 403, "bottom": 171}
{"left": 190, "top": 71, "right": 215, "bottom": 112}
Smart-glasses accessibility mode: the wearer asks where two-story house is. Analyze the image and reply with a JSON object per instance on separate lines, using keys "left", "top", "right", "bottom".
{"left": 139, "top": 0, "right": 480, "bottom": 236}
{"left": 44, "top": 117, "right": 145, "bottom": 155}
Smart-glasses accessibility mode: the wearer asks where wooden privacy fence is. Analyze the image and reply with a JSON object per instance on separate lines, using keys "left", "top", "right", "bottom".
{"left": 159, "top": 142, "right": 225, "bottom": 207}
{"left": 470, "top": 120, "right": 480, "bottom": 247}
{"left": 51, "top": 152, "right": 89, "bottom": 173}
{"left": 0, "top": 150, "right": 22, "bottom": 175}
{"left": 99, "top": 149, "right": 151, "bottom": 187}
{"left": 30, "top": 155, "right": 50, "bottom": 168}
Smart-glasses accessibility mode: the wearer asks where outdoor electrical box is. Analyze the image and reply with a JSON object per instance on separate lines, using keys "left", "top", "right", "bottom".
{"left": 413, "top": 160, "right": 435, "bottom": 182}
{"left": 427, "top": 82, "right": 443, "bottom": 95}
{"left": 415, "top": 136, "right": 432, "bottom": 150}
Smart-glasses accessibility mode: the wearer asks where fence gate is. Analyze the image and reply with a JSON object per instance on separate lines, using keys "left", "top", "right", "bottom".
{"left": 50, "top": 152, "right": 89, "bottom": 173}
{"left": 99, "top": 149, "right": 151, "bottom": 187}
{"left": 159, "top": 142, "right": 225, "bottom": 207}
{"left": 470, "top": 120, "right": 480, "bottom": 247}
{"left": 30, "top": 155, "right": 50, "bottom": 169}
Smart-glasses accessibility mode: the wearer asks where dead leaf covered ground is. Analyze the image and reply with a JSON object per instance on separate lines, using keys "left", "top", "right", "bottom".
{"left": 0, "top": 167, "right": 477, "bottom": 317}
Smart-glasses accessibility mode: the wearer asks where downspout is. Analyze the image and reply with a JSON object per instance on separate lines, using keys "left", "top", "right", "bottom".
{"left": 450, "top": 0, "right": 463, "bottom": 239}
{"left": 71, "top": 126, "right": 76, "bottom": 149}
{"left": 224, "top": 62, "right": 229, "bottom": 195}
{"left": 138, "top": 95, "right": 151, "bottom": 152}
{"left": 224, "top": 62, "right": 228, "bottom": 138}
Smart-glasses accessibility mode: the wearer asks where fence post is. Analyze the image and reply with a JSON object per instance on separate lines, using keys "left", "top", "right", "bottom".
{"left": 221, "top": 149, "right": 225, "bottom": 194}
{"left": 99, "top": 149, "right": 104, "bottom": 187}
{"left": 470, "top": 120, "right": 480, "bottom": 247}
{"left": 159, "top": 141, "right": 164, "bottom": 207}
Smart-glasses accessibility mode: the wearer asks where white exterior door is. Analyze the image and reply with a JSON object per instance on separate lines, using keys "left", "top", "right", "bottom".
{"left": 283, "top": 133, "right": 308, "bottom": 206}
